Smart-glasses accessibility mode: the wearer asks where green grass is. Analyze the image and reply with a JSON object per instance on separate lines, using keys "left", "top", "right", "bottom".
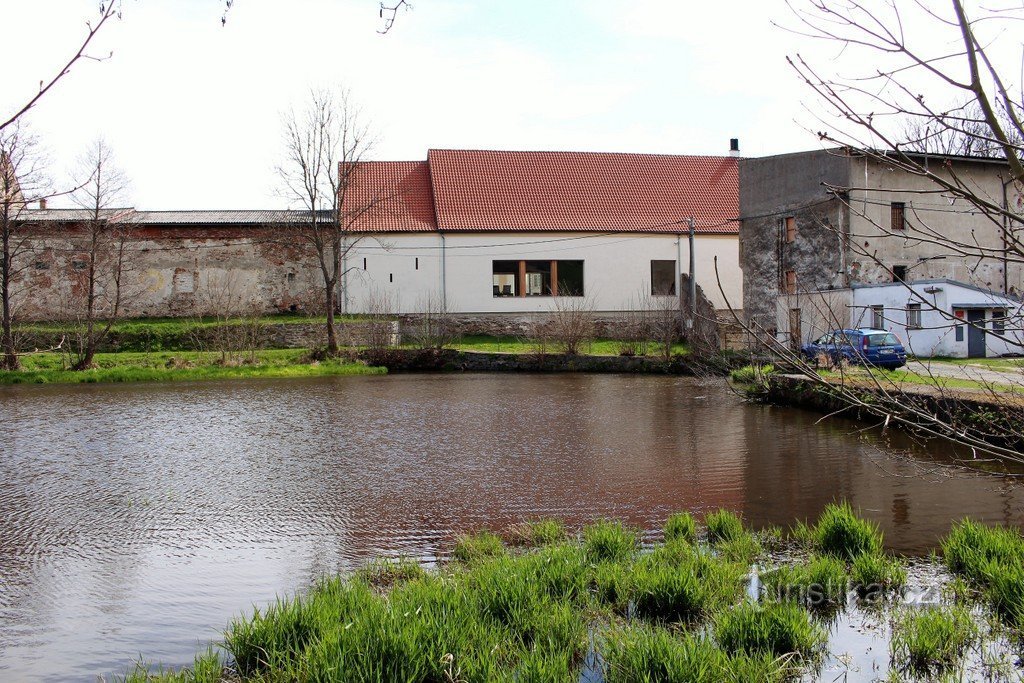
{"left": 583, "top": 520, "right": 639, "bottom": 563}
{"left": 505, "top": 519, "right": 567, "bottom": 547}
{"left": 891, "top": 605, "right": 977, "bottom": 676}
{"left": 850, "top": 551, "right": 906, "bottom": 596}
{"left": 715, "top": 601, "right": 826, "bottom": 660}
{"left": 818, "top": 367, "right": 1024, "bottom": 393}
{"left": 449, "top": 335, "right": 689, "bottom": 357}
{"left": 762, "top": 555, "right": 849, "bottom": 607}
{"left": 602, "top": 626, "right": 786, "bottom": 683}
{"left": 122, "top": 511, "right": 1017, "bottom": 683}
{"left": 814, "top": 502, "right": 884, "bottom": 560}
{"left": 0, "top": 350, "right": 383, "bottom": 385}
{"left": 664, "top": 512, "right": 698, "bottom": 543}
{"left": 942, "top": 519, "right": 1024, "bottom": 627}
{"left": 705, "top": 509, "right": 746, "bottom": 545}
{"left": 452, "top": 530, "right": 507, "bottom": 563}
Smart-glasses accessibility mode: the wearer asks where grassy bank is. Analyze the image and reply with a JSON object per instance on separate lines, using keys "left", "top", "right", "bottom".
{"left": 448, "top": 335, "right": 689, "bottom": 357}
{"left": 0, "top": 350, "right": 384, "bottom": 385}
{"left": 121, "top": 504, "right": 1024, "bottom": 682}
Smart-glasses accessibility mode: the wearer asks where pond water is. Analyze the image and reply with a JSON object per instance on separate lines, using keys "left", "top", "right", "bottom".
{"left": 1, "top": 373, "right": 1022, "bottom": 681}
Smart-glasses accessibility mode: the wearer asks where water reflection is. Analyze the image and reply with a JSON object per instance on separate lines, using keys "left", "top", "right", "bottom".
{"left": 0, "top": 373, "right": 1021, "bottom": 681}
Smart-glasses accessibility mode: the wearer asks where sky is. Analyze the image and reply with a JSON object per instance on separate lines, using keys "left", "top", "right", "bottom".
{"left": 0, "top": 0, "right": 987, "bottom": 210}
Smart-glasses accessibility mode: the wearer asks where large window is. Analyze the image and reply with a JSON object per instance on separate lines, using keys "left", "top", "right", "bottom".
{"left": 651, "top": 260, "right": 676, "bottom": 295}
{"left": 492, "top": 260, "right": 584, "bottom": 297}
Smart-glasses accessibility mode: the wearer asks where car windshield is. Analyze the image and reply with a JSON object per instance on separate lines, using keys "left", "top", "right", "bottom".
{"left": 866, "top": 333, "right": 900, "bottom": 347}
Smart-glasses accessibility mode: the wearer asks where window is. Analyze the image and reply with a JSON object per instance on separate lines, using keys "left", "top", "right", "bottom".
{"left": 906, "top": 303, "right": 922, "bottom": 329}
{"left": 651, "top": 260, "right": 676, "bottom": 295}
{"left": 785, "top": 216, "right": 796, "bottom": 243}
{"left": 871, "top": 305, "right": 885, "bottom": 329}
{"left": 71, "top": 260, "right": 88, "bottom": 271}
{"left": 891, "top": 202, "right": 906, "bottom": 230}
{"left": 993, "top": 309, "right": 1006, "bottom": 335}
{"left": 172, "top": 269, "right": 195, "bottom": 294}
{"left": 34, "top": 261, "right": 49, "bottom": 270}
{"left": 784, "top": 270, "right": 796, "bottom": 294}
{"left": 492, "top": 260, "right": 584, "bottom": 297}
{"left": 892, "top": 265, "right": 907, "bottom": 282}
{"left": 415, "top": 257, "right": 419, "bottom": 270}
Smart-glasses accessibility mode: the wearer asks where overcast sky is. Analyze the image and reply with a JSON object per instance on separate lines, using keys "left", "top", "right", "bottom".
{"left": 0, "top": 1, "right": 885, "bottom": 209}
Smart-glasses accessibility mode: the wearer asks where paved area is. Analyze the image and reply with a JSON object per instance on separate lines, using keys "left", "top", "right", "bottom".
{"left": 908, "top": 359, "right": 1024, "bottom": 387}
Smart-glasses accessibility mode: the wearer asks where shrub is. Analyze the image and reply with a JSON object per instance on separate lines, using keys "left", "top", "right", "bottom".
{"left": 814, "top": 502, "right": 883, "bottom": 560}
{"left": 891, "top": 606, "right": 977, "bottom": 675}
{"left": 705, "top": 509, "right": 745, "bottom": 545}
{"left": 716, "top": 601, "right": 825, "bottom": 659}
{"left": 664, "top": 512, "right": 698, "bottom": 543}
{"left": 583, "top": 520, "right": 638, "bottom": 563}
{"left": 452, "top": 530, "right": 507, "bottom": 563}
{"left": 762, "top": 555, "right": 849, "bottom": 607}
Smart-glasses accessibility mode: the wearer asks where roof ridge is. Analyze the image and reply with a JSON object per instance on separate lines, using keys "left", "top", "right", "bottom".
{"left": 427, "top": 148, "right": 736, "bottom": 160}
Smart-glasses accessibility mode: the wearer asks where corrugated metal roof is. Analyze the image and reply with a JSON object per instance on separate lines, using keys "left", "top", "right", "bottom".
{"left": 21, "top": 208, "right": 330, "bottom": 225}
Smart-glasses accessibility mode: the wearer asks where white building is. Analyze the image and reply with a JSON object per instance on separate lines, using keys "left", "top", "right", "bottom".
{"left": 778, "top": 279, "right": 1023, "bottom": 358}
{"left": 340, "top": 149, "right": 742, "bottom": 318}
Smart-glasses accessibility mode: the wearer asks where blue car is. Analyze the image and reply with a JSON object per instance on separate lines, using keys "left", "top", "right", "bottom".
{"left": 801, "top": 328, "right": 907, "bottom": 369}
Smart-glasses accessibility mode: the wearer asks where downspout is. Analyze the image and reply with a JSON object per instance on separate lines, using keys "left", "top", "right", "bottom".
{"left": 675, "top": 233, "right": 682, "bottom": 304}
{"left": 1002, "top": 178, "right": 1010, "bottom": 295}
{"left": 340, "top": 234, "right": 349, "bottom": 315}
{"left": 440, "top": 231, "right": 447, "bottom": 313}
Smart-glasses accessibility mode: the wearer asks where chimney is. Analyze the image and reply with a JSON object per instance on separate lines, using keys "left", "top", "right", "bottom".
{"left": 38, "top": 198, "right": 47, "bottom": 210}
{"left": 729, "top": 138, "right": 740, "bottom": 157}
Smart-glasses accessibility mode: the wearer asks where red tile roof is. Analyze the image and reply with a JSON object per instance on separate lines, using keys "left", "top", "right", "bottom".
{"left": 345, "top": 161, "right": 437, "bottom": 232}
{"left": 344, "top": 150, "right": 739, "bottom": 234}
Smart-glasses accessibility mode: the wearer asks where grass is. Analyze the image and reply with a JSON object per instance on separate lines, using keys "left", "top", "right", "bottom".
{"left": 850, "top": 550, "right": 907, "bottom": 595}
{"left": 814, "top": 502, "right": 884, "bottom": 560}
{"left": 664, "top": 512, "right": 698, "bottom": 543}
{"left": 705, "top": 509, "right": 746, "bottom": 545}
{"left": 0, "top": 350, "right": 383, "bottom": 385}
{"left": 449, "top": 335, "right": 689, "bottom": 357}
{"left": 583, "top": 519, "right": 638, "bottom": 563}
{"left": 818, "top": 367, "right": 1024, "bottom": 393}
{"left": 891, "top": 605, "right": 978, "bottom": 676}
{"left": 942, "top": 519, "right": 1024, "bottom": 627}
{"left": 505, "top": 519, "right": 567, "bottom": 547}
{"left": 715, "top": 601, "right": 826, "bottom": 660}
{"left": 762, "top": 555, "right": 849, "bottom": 607}
{"left": 122, "top": 507, "right": 1021, "bottom": 683}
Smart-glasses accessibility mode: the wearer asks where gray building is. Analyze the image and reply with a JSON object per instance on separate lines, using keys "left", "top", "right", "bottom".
{"left": 739, "top": 148, "right": 1024, "bottom": 340}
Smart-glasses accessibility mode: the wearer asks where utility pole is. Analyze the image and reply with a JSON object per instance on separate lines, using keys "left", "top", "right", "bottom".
{"left": 687, "top": 216, "right": 696, "bottom": 332}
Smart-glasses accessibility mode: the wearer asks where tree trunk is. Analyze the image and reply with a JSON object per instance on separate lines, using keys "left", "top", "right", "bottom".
{"left": 1, "top": 235, "right": 18, "bottom": 371}
{"left": 325, "top": 285, "right": 338, "bottom": 355}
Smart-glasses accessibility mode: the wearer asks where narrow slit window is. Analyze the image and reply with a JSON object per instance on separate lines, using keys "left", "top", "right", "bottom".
{"left": 891, "top": 202, "right": 906, "bottom": 231}
{"left": 415, "top": 257, "right": 419, "bottom": 270}
{"left": 389, "top": 273, "right": 393, "bottom": 283}
{"left": 785, "top": 216, "right": 796, "bottom": 243}
{"left": 363, "top": 257, "right": 367, "bottom": 270}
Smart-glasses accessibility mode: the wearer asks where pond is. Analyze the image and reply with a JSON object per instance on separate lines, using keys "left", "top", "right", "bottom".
{"left": 0, "top": 373, "right": 1022, "bottom": 680}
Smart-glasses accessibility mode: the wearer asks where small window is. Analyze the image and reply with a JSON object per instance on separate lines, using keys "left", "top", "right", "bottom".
{"left": 363, "top": 257, "right": 367, "bottom": 270}
{"left": 871, "top": 305, "right": 885, "bottom": 329}
{"left": 993, "top": 309, "right": 1006, "bottom": 335}
{"left": 651, "top": 260, "right": 676, "bottom": 295}
{"left": 34, "top": 261, "right": 49, "bottom": 270}
{"left": 892, "top": 265, "right": 907, "bottom": 282}
{"left": 72, "top": 260, "right": 88, "bottom": 271}
{"left": 784, "top": 270, "right": 796, "bottom": 294}
{"left": 906, "top": 303, "right": 921, "bottom": 329}
{"left": 286, "top": 272, "right": 296, "bottom": 282}
{"left": 415, "top": 257, "right": 419, "bottom": 270}
{"left": 785, "top": 216, "right": 796, "bottom": 243}
{"left": 891, "top": 202, "right": 906, "bottom": 230}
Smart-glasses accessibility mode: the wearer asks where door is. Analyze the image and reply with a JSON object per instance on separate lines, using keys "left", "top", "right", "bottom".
{"left": 788, "top": 308, "right": 802, "bottom": 349}
{"left": 967, "top": 309, "right": 986, "bottom": 358}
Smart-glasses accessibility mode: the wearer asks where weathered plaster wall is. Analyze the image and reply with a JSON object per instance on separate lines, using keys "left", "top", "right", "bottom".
{"left": 739, "top": 150, "right": 851, "bottom": 335}
{"left": 13, "top": 225, "right": 323, "bottom": 321}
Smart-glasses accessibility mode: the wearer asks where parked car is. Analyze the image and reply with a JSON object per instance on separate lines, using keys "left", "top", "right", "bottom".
{"left": 801, "top": 328, "right": 907, "bottom": 369}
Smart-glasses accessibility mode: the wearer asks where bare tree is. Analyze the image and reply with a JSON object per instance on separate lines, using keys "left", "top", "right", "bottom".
{"left": 547, "top": 296, "right": 595, "bottom": 356}
{"left": 900, "top": 101, "right": 1024, "bottom": 158}
{"left": 64, "top": 139, "right": 134, "bottom": 370}
{"left": 407, "top": 292, "right": 459, "bottom": 351}
{"left": 0, "top": 123, "right": 50, "bottom": 370}
{"left": 276, "top": 88, "right": 387, "bottom": 355}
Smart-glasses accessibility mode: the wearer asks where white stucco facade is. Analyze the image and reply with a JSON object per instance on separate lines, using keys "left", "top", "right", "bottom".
{"left": 778, "top": 279, "right": 1024, "bottom": 358}
{"left": 340, "top": 232, "right": 742, "bottom": 315}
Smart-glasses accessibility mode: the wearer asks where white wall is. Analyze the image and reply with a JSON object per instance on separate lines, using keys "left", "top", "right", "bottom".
{"left": 850, "top": 282, "right": 1024, "bottom": 358}
{"left": 340, "top": 232, "right": 742, "bottom": 315}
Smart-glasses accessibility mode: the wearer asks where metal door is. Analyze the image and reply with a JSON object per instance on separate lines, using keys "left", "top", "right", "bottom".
{"left": 967, "top": 309, "right": 986, "bottom": 358}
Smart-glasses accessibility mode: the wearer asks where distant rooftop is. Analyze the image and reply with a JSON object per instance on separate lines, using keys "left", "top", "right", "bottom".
{"left": 22, "top": 208, "right": 331, "bottom": 224}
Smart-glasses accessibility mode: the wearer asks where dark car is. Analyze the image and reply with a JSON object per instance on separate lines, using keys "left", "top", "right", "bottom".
{"left": 801, "top": 328, "right": 907, "bottom": 369}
